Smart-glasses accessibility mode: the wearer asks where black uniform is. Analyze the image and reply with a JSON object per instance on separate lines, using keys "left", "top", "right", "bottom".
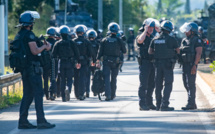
{"left": 127, "top": 34, "right": 135, "bottom": 60}
{"left": 150, "top": 32, "right": 178, "bottom": 110}
{"left": 180, "top": 35, "right": 202, "bottom": 108}
{"left": 73, "top": 36, "right": 95, "bottom": 99}
{"left": 137, "top": 34, "right": 155, "bottom": 109}
{"left": 86, "top": 40, "right": 100, "bottom": 95}
{"left": 97, "top": 34, "right": 126, "bottom": 99}
{"left": 18, "top": 28, "right": 47, "bottom": 125}
{"left": 199, "top": 33, "right": 207, "bottom": 63}
{"left": 52, "top": 37, "right": 80, "bottom": 101}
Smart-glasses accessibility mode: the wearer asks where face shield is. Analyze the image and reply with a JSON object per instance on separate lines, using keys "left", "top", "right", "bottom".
{"left": 144, "top": 18, "right": 160, "bottom": 28}
{"left": 180, "top": 23, "right": 192, "bottom": 33}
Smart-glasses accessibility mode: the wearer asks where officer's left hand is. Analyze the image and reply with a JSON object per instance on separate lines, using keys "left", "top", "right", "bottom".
{"left": 191, "top": 65, "right": 197, "bottom": 75}
{"left": 91, "top": 63, "right": 95, "bottom": 67}
{"left": 76, "top": 63, "right": 81, "bottom": 69}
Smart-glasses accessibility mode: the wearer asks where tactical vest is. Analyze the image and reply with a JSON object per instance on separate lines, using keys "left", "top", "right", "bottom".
{"left": 103, "top": 37, "right": 121, "bottom": 57}
{"left": 138, "top": 36, "right": 153, "bottom": 60}
{"left": 58, "top": 40, "right": 74, "bottom": 59}
{"left": 91, "top": 41, "right": 99, "bottom": 56}
{"left": 154, "top": 36, "right": 175, "bottom": 59}
{"left": 74, "top": 38, "right": 87, "bottom": 59}
{"left": 180, "top": 36, "right": 199, "bottom": 63}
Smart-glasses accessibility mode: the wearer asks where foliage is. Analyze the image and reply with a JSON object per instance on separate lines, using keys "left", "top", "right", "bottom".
{"left": 209, "top": 61, "right": 215, "bottom": 73}
{"left": 0, "top": 88, "right": 23, "bottom": 109}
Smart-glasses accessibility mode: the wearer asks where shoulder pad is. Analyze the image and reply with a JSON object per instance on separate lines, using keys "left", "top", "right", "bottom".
{"left": 29, "top": 32, "right": 36, "bottom": 40}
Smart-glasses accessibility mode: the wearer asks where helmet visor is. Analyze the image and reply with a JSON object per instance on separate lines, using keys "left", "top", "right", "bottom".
{"left": 180, "top": 23, "right": 192, "bottom": 33}
{"left": 24, "top": 11, "right": 40, "bottom": 19}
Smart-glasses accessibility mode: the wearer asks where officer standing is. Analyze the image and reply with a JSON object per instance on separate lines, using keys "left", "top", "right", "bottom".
{"left": 136, "top": 18, "right": 157, "bottom": 111}
{"left": 179, "top": 22, "right": 202, "bottom": 110}
{"left": 73, "top": 25, "right": 96, "bottom": 100}
{"left": 52, "top": 25, "right": 80, "bottom": 102}
{"left": 117, "top": 30, "right": 126, "bottom": 72}
{"left": 149, "top": 20, "right": 180, "bottom": 111}
{"left": 44, "top": 27, "right": 57, "bottom": 100}
{"left": 96, "top": 22, "right": 126, "bottom": 101}
{"left": 16, "top": 11, "right": 55, "bottom": 129}
{"left": 86, "top": 29, "right": 99, "bottom": 98}
{"left": 127, "top": 28, "right": 136, "bottom": 61}
{"left": 198, "top": 26, "right": 207, "bottom": 64}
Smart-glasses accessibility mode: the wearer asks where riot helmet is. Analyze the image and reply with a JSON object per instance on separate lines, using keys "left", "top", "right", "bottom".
{"left": 87, "top": 30, "right": 97, "bottom": 39}
{"left": 198, "top": 26, "right": 203, "bottom": 32}
{"left": 17, "top": 11, "right": 40, "bottom": 27}
{"left": 180, "top": 22, "right": 198, "bottom": 34}
{"left": 59, "top": 25, "right": 70, "bottom": 34}
{"left": 74, "top": 25, "right": 87, "bottom": 34}
{"left": 161, "top": 20, "right": 174, "bottom": 32}
{"left": 108, "top": 22, "right": 120, "bottom": 34}
{"left": 45, "top": 27, "right": 56, "bottom": 36}
{"left": 139, "top": 18, "right": 160, "bottom": 32}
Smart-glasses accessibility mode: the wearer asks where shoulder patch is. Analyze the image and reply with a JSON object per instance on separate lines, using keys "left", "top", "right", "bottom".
{"left": 29, "top": 33, "right": 35, "bottom": 40}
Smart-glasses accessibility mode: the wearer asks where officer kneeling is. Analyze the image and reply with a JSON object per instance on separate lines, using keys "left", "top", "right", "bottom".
{"left": 179, "top": 22, "right": 202, "bottom": 110}
{"left": 52, "top": 25, "right": 81, "bottom": 102}
{"left": 12, "top": 11, "right": 55, "bottom": 129}
{"left": 148, "top": 20, "right": 180, "bottom": 111}
{"left": 96, "top": 22, "right": 126, "bottom": 101}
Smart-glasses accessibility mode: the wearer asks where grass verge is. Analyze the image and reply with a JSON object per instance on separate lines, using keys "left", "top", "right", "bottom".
{"left": 0, "top": 88, "right": 23, "bottom": 109}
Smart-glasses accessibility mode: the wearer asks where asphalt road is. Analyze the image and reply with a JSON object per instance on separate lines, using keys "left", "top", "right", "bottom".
{"left": 0, "top": 61, "right": 215, "bottom": 134}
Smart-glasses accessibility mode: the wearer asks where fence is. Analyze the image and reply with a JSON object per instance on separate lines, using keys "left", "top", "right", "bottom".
{"left": 0, "top": 73, "right": 22, "bottom": 96}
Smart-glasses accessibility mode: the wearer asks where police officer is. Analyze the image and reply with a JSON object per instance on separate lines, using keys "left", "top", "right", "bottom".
{"left": 179, "top": 22, "right": 202, "bottom": 110}
{"left": 45, "top": 27, "right": 57, "bottom": 100}
{"left": 198, "top": 26, "right": 207, "bottom": 64}
{"left": 149, "top": 20, "right": 180, "bottom": 111}
{"left": 96, "top": 29, "right": 104, "bottom": 43}
{"left": 16, "top": 11, "right": 55, "bottom": 129}
{"left": 69, "top": 32, "right": 77, "bottom": 40}
{"left": 96, "top": 22, "right": 126, "bottom": 101}
{"left": 117, "top": 30, "right": 126, "bottom": 72}
{"left": 85, "top": 30, "right": 99, "bottom": 97}
{"left": 136, "top": 18, "right": 157, "bottom": 111}
{"left": 52, "top": 25, "right": 80, "bottom": 102}
{"left": 127, "top": 28, "right": 136, "bottom": 61}
{"left": 73, "top": 25, "right": 96, "bottom": 100}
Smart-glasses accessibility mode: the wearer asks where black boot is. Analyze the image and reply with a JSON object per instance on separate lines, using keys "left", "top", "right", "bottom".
{"left": 18, "top": 122, "right": 37, "bottom": 129}
{"left": 139, "top": 105, "right": 150, "bottom": 111}
{"left": 181, "top": 104, "right": 197, "bottom": 110}
{"left": 147, "top": 104, "right": 156, "bottom": 110}
{"left": 161, "top": 106, "right": 174, "bottom": 111}
{"left": 37, "top": 122, "right": 55, "bottom": 129}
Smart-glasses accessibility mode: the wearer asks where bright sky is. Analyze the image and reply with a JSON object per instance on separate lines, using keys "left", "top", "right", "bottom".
{"left": 148, "top": 0, "right": 215, "bottom": 10}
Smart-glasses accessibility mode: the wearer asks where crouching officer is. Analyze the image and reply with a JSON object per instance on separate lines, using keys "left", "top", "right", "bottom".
{"left": 16, "top": 11, "right": 55, "bottom": 129}
{"left": 149, "top": 20, "right": 180, "bottom": 111}
{"left": 86, "top": 29, "right": 99, "bottom": 97}
{"left": 179, "top": 22, "right": 202, "bottom": 110}
{"left": 52, "top": 25, "right": 80, "bottom": 102}
{"left": 96, "top": 22, "right": 126, "bottom": 101}
{"left": 137, "top": 18, "right": 157, "bottom": 111}
{"left": 45, "top": 27, "right": 57, "bottom": 100}
{"left": 73, "top": 25, "right": 96, "bottom": 100}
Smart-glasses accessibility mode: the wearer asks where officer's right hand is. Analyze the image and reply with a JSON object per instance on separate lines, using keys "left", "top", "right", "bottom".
{"left": 45, "top": 42, "right": 51, "bottom": 51}
{"left": 96, "top": 60, "right": 101, "bottom": 68}
{"left": 144, "top": 24, "right": 149, "bottom": 31}
{"left": 76, "top": 63, "right": 81, "bottom": 69}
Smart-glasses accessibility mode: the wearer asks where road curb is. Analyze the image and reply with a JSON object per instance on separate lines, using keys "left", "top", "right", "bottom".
{"left": 196, "top": 72, "right": 215, "bottom": 108}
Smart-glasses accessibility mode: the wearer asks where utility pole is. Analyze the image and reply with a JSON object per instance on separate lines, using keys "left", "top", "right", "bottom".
{"left": 0, "top": 0, "right": 5, "bottom": 75}
{"left": 98, "top": 0, "right": 103, "bottom": 30}
{"left": 119, "top": 0, "right": 123, "bottom": 30}
{"left": 55, "top": 0, "right": 60, "bottom": 10}
{"left": 64, "top": 0, "right": 67, "bottom": 25}
{"left": 4, "top": 0, "right": 8, "bottom": 55}
{"left": 185, "top": 0, "right": 191, "bottom": 14}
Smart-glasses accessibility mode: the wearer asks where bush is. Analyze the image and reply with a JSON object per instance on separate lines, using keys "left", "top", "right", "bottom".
{"left": 209, "top": 61, "right": 215, "bottom": 73}
{"left": 0, "top": 88, "right": 23, "bottom": 109}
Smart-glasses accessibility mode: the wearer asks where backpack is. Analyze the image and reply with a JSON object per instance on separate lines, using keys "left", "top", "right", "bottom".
{"left": 91, "top": 69, "right": 105, "bottom": 100}
{"left": 9, "top": 30, "right": 29, "bottom": 73}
